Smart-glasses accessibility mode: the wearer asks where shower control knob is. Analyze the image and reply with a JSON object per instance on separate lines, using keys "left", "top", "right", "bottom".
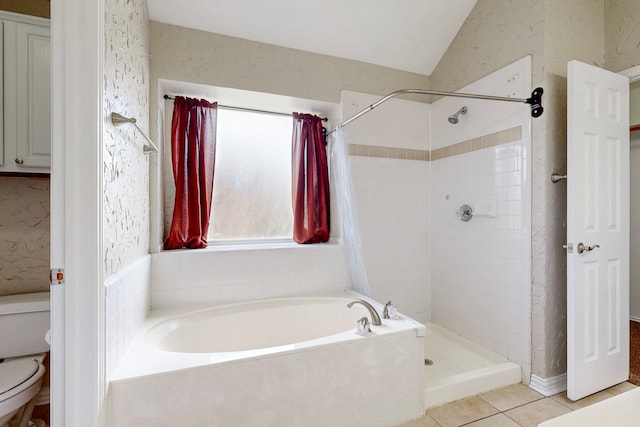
{"left": 15, "top": 157, "right": 23, "bottom": 164}
{"left": 456, "top": 204, "right": 473, "bottom": 222}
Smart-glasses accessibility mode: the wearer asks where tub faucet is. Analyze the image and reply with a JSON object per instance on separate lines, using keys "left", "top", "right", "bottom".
{"left": 347, "top": 299, "right": 382, "bottom": 325}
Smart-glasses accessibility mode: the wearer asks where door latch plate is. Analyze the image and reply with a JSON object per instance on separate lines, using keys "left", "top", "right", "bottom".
{"left": 50, "top": 268, "right": 65, "bottom": 285}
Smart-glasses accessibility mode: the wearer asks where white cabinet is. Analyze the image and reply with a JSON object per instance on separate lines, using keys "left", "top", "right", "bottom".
{"left": 1, "top": 12, "right": 50, "bottom": 174}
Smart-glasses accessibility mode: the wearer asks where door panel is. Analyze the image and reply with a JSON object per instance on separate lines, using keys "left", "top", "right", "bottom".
{"left": 15, "top": 22, "right": 51, "bottom": 168}
{"left": 567, "top": 60, "right": 630, "bottom": 401}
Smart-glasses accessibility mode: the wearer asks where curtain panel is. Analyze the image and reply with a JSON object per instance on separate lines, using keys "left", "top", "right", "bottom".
{"left": 291, "top": 113, "right": 330, "bottom": 244}
{"left": 164, "top": 97, "right": 218, "bottom": 249}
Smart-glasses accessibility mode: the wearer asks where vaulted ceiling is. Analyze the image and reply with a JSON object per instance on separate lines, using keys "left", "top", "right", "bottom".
{"left": 147, "top": 0, "right": 477, "bottom": 75}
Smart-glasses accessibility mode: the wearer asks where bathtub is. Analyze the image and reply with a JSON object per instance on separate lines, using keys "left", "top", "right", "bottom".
{"left": 109, "top": 291, "right": 425, "bottom": 427}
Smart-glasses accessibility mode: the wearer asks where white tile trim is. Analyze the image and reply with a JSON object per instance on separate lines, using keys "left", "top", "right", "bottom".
{"left": 529, "top": 373, "right": 567, "bottom": 396}
{"left": 630, "top": 316, "right": 640, "bottom": 323}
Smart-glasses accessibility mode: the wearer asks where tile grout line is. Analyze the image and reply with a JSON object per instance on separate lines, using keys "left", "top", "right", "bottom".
{"left": 431, "top": 393, "right": 551, "bottom": 427}
{"left": 421, "top": 382, "right": 637, "bottom": 427}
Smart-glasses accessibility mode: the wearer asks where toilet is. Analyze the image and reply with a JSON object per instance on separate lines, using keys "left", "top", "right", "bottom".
{"left": 0, "top": 292, "right": 50, "bottom": 427}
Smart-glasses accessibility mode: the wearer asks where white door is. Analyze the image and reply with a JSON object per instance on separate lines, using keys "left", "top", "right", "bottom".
{"left": 567, "top": 60, "right": 630, "bottom": 401}
{"left": 51, "top": 1, "right": 105, "bottom": 425}
{"left": 50, "top": 6, "right": 66, "bottom": 426}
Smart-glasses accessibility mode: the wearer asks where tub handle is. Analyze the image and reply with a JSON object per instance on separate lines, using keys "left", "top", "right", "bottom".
{"left": 383, "top": 301, "right": 399, "bottom": 319}
{"left": 356, "top": 317, "right": 372, "bottom": 336}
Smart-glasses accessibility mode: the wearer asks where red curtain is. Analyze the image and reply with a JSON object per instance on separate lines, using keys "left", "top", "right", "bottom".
{"left": 164, "top": 97, "right": 218, "bottom": 249}
{"left": 291, "top": 113, "right": 330, "bottom": 243}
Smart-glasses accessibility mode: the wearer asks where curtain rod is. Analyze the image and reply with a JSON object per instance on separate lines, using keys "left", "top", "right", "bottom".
{"left": 327, "top": 87, "right": 543, "bottom": 135}
{"left": 163, "top": 94, "right": 328, "bottom": 122}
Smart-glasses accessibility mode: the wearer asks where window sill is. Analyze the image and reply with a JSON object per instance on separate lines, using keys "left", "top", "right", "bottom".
{"left": 161, "top": 239, "right": 341, "bottom": 253}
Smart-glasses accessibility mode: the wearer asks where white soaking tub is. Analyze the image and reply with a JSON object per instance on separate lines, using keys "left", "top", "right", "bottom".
{"left": 109, "top": 290, "right": 425, "bottom": 427}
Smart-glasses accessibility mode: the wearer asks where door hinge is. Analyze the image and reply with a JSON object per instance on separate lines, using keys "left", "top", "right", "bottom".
{"left": 563, "top": 243, "right": 574, "bottom": 254}
{"left": 50, "top": 268, "right": 65, "bottom": 286}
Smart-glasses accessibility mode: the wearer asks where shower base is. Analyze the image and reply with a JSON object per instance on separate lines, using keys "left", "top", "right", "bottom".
{"left": 424, "top": 322, "right": 521, "bottom": 408}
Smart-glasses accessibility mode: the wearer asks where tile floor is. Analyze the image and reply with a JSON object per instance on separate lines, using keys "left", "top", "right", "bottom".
{"left": 395, "top": 381, "right": 638, "bottom": 427}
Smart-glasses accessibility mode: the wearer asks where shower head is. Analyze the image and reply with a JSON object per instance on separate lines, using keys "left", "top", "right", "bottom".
{"left": 448, "top": 106, "right": 468, "bottom": 124}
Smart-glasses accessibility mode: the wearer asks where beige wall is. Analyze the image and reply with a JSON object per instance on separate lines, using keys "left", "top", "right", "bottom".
{"left": 0, "top": 177, "right": 50, "bottom": 296}
{"left": 605, "top": 0, "right": 640, "bottom": 72}
{"left": 149, "top": 22, "right": 429, "bottom": 105}
{"left": 545, "top": 1, "right": 605, "bottom": 76}
{"left": 430, "top": 0, "right": 545, "bottom": 93}
{"left": 432, "top": 0, "right": 607, "bottom": 380}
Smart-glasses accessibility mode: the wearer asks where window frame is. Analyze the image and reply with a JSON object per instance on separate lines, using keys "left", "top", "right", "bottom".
{"left": 158, "top": 82, "right": 338, "bottom": 251}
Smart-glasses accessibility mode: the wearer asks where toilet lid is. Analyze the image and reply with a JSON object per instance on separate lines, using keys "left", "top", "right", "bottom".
{"left": 0, "top": 358, "right": 39, "bottom": 395}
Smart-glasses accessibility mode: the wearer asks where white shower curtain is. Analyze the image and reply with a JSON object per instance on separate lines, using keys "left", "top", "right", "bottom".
{"left": 330, "top": 128, "right": 371, "bottom": 297}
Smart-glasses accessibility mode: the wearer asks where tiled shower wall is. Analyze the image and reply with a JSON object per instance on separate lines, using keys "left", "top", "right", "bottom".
{"left": 429, "top": 57, "right": 532, "bottom": 380}
{"left": 342, "top": 90, "right": 431, "bottom": 323}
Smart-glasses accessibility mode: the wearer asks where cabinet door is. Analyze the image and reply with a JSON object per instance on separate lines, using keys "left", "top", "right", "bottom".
{"left": 14, "top": 22, "right": 51, "bottom": 169}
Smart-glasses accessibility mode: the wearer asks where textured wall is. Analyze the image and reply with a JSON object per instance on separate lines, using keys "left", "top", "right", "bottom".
{"left": 605, "top": 0, "right": 640, "bottom": 72}
{"left": 102, "top": 0, "right": 152, "bottom": 378}
{"left": 431, "top": 0, "right": 606, "bottom": 380}
{"left": 149, "top": 21, "right": 429, "bottom": 105}
{"left": 430, "top": 0, "right": 545, "bottom": 93}
{"left": 545, "top": 0, "right": 605, "bottom": 76}
{"left": 103, "top": 0, "right": 150, "bottom": 277}
{"left": 0, "top": 177, "right": 49, "bottom": 296}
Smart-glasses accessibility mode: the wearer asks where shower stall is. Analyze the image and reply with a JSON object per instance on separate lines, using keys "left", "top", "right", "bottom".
{"left": 340, "top": 56, "right": 533, "bottom": 407}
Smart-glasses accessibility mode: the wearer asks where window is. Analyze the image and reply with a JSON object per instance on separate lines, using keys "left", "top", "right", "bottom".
{"left": 209, "top": 108, "right": 293, "bottom": 242}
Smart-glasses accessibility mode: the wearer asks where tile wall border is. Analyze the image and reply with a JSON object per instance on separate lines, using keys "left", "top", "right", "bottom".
{"left": 348, "top": 125, "right": 522, "bottom": 162}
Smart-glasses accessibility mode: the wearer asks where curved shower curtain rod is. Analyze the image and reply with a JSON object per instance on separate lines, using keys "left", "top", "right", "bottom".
{"left": 327, "top": 87, "right": 543, "bottom": 136}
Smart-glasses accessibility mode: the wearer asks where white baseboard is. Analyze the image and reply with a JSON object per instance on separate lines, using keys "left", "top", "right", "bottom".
{"left": 529, "top": 373, "right": 567, "bottom": 396}
{"left": 531, "top": 317, "right": 638, "bottom": 396}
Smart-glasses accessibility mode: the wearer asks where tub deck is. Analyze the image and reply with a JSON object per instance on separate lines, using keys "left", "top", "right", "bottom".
{"left": 111, "top": 291, "right": 423, "bottom": 382}
{"left": 108, "top": 291, "right": 426, "bottom": 427}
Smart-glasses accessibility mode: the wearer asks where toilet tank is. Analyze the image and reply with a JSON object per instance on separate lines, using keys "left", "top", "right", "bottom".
{"left": 0, "top": 292, "right": 50, "bottom": 358}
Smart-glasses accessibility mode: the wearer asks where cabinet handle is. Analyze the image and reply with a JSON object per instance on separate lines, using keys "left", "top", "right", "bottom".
{"left": 15, "top": 157, "right": 24, "bottom": 165}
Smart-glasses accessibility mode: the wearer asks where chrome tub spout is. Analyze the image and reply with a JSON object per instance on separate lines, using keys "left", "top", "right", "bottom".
{"left": 347, "top": 299, "right": 382, "bottom": 325}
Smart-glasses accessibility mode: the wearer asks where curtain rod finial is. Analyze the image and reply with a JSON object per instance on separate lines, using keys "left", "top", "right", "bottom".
{"left": 526, "top": 87, "right": 544, "bottom": 117}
